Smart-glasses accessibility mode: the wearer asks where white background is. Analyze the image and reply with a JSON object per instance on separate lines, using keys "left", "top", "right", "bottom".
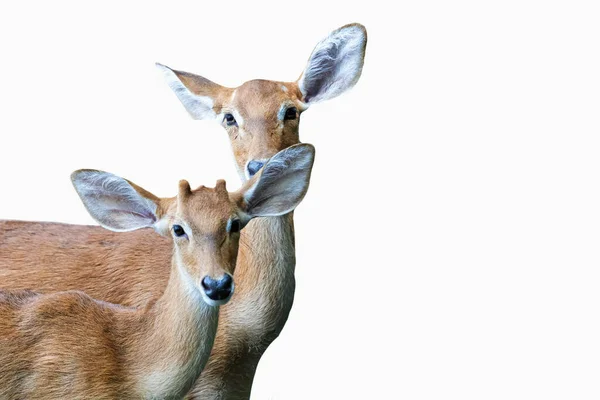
{"left": 1, "top": 1, "right": 599, "bottom": 399}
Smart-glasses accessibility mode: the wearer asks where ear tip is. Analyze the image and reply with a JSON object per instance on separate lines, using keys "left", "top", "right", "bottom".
{"left": 70, "top": 169, "right": 83, "bottom": 180}
{"left": 344, "top": 22, "right": 366, "bottom": 31}
{"left": 70, "top": 169, "right": 99, "bottom": 183}
{"left": 70, "top": 171, "right": 80, "bottom": 185}
{"left": 339, "top": 23, "right": 367, "bottom": 38}
{"left": 294, "top": 143, "right": 316, "bottom": 157}
{"left": 276, "top": 143, "right": 315, "bottom": 166}
{"left": 155, "top": 62, "right": 171, "bottom": 71}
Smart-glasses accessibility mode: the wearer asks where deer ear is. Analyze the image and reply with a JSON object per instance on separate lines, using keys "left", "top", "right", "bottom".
{"left": 71, "top": 170, "right": 162, "bottom": 232}
{"left": 238, "top": 144, "right": 315, "bottom": 218}
{"left": 156, "top": 63, "right": 225, "bottom": 120}
{"left": 297, "top": 23, "right": 367, "bottom": 104}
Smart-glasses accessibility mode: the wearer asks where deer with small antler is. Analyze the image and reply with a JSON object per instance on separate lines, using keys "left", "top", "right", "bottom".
{"left": 0, "top": 144, "right": 314, "bottom": 399}
{"left": 0, "top": 24, "right": 366, "bottom": 399}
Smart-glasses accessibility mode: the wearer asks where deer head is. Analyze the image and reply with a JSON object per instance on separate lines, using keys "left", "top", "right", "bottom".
{"left": 157, "top": 23, "right": 366, "bottom": 181}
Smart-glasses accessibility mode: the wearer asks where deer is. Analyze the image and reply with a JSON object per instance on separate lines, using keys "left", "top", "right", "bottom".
{"left": 0, "top": 144, "right": 314, "bottom": 399}
{"left": 0, "top": 23, "right": 365, "bottom": 399}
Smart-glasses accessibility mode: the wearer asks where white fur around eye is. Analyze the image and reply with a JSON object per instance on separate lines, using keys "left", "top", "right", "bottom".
{"left": 231, "top": 110, "right": 244, "bottom": 126}
{"left": 153, "top": 218, "right": 170, "bottom": 236}
{"left": 277, "top": 103, "right": 296, "bottom": 121}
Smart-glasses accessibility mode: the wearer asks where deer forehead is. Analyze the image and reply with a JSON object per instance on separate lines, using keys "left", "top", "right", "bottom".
{"left": 173, "top": 187, "right": 237, "bottom": 232}
{"left": 228, "top": 80, "right": 300, "bottom": 119}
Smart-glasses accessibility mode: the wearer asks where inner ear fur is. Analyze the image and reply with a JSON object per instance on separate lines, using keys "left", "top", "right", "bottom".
{"left": 297, "top": 23, "right": 367, "bottom": 104}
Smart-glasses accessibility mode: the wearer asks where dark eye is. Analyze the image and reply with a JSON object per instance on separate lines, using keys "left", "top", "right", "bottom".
{"left": 173, "top": 224, "right": 187, "bottom": 238}
{"left": 224, "top": 113, "right": 237, "bottom": 127}
{"left": 229, "top": 219, "right": 241, "bottom": 234}
{"left": 284, "top": 107, "right": 297, "bottom": 120}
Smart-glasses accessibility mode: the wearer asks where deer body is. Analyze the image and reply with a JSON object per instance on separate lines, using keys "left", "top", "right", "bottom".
{"left": 0, "top": 23, "right": 365, "bottom": 399}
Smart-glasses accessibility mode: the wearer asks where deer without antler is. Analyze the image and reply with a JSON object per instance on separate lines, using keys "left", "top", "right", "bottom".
{"left": 0, "top": 144, "right": 315, "bottom": 399}
{"left": 0, "top": 23, "right": 365, "bottom": 399}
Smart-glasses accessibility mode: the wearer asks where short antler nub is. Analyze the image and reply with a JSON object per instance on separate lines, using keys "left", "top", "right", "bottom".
{"left": 178, "top": 180, "right": 192, "bottom": 199}
{"left": 215, "top": 180, "right": 228, "bottom": 200}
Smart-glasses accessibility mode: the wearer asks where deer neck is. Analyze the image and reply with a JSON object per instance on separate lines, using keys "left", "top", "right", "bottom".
{"left": 228, "top": 212, "right": 296, "bottom": 338}
{"left": 253, "top": 212, "right": 295, "bottom": 267}
{"left": 131, "top": 258, "right": 219, "bottom": 398}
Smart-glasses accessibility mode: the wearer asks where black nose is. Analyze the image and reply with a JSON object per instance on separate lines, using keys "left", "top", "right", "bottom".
{"left": 201, "top": 274, "right": 233, "bottom": 301}
{"left": 247, "top": 160, "right": 265, "bottom": 177}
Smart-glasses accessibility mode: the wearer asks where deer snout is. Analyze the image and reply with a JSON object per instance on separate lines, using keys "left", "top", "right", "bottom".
{"left": 201, "top": 274, "right": 234, "bottom": 305}
{"left": 246, "top": 160, "right": 266, "bottom": 177}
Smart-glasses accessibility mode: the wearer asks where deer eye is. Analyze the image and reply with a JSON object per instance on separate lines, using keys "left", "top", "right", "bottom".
{"left": 224, "top": 113, "right": 237, "bottom": 127}
{"left": 229, "top": 219, "right": 241, "bottom": 234}
{"left": 284, "top": 107, "right": 297, "bottom": 120}
{"left": 172, "top": 224, "right": 187, "bottom": 238}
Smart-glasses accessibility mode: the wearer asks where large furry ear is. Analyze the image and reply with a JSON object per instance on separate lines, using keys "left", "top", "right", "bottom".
{"left": 297, "top": 23, "right": 367, "bottom": 104}
{"left": 238, "top": 144, "right": 315, "bottom": 218}
{"left": 71, "top": 170, "right": 161, "bottom": 232}
{"left": 156, "top": 63, "right": 227, "bottom": 120}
